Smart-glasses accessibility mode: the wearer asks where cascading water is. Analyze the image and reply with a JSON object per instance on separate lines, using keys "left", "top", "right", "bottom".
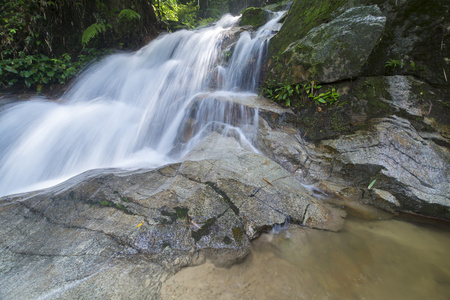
{"left": 0, "top": 12, "right": 284, "bottom": 197}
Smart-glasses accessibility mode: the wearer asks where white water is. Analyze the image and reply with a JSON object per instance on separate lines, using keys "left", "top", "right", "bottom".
{"left": 0, "top": 13, "right": 284, "bottom": 197}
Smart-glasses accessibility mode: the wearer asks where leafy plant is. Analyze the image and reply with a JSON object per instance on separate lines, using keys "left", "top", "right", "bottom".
{"left": 177, "top": 1, "right": 199, "bottom": 29}
{"left": 309, "top": 87, "right": 340, "bottom": 105}
{"left": 261, "top": 82, "right": 299, "bottom": 107}
{"left": 262, "top": 80, "right": 340, "bottom": 107}
{"left": 0, "top": 49, "right": 109, "bottom": 91}
{"left": 81, "top": 7, "right": 142, "bottom": 48}
{"left": 274, "top": 84, "right": 297, "bottom": 106}
{"left": 118, "top": 9, "right": 141, "bottom": 21}
{"left": 385, "top": 59, "right": 404, "bottom": 69}
{"left": 81, "top": 23, "right": 112, "bottom": 47}
{"left": 303, "top": 81, "right": 321, "bottom": 97}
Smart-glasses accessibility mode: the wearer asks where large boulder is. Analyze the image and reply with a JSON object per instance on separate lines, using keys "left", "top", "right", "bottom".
{"left": 268, "top": 5, "right": 386, "bottom": 83}
{"left": 239, "top": 7, "right": 272, "bottom": 29}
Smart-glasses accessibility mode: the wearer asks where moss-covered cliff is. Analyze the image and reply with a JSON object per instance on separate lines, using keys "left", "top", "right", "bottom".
{"left": 266, "top": 0, "right": 450, "bottom": 87}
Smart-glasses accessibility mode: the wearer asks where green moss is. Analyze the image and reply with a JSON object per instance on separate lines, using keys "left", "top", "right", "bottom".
{"left": 232, "top": 227, "right": 245, "bottom": 242}
{"left": 161, "top": 206, "right": 190, "bottom": 224}
{"left": 240, "top": 7, "right": 268, "bottom": 28}
{"left": 174, "top": 207, "right": 189, "bottom": 219}
{"left": 330, "top": 113, "right": 348, "bottom": 132}
{"left": 67, "top": 191, "right": 134, "bottom": 214}
{"left": 191, "top": 217, "right": 217, "bottom": 242}
{"left": 223, "top": 236, "right": 232, "bottom": 245}
{"left": 268, "top": 0, "right": 349, "bottom": 58}
{"left": 351, "top": 77, "right": 394, "bottom": 117}
{"left": 293, "top": 104, "right": 351, "bottom": 141}
{"left": 266, "top": 0, "right": 352, "bottom": 85}
{"left": 360, "top": 0, "right": 450, "bottom": 86}
{"left": 90, "top": 199, "right": 134, "bottom": 214}
{"left": 264, "top": 0, "right": 291, "bottom": 12}
{"left": 100, "top": 200, "right": 112, "bottom": 207}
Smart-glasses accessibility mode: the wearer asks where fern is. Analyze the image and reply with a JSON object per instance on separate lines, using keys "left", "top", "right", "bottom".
{"left": 118, "top": 9, "right": 141, "bottom": 21}
{"left": 82, "top": 23, "right": 108, "bottom": 46}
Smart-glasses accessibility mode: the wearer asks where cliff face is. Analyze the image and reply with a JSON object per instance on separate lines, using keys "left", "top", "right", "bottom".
{"left": 261, "top": 0, "right": 450, "bottom": 219}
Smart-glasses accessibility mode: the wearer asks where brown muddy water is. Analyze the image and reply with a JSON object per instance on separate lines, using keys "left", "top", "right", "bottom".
{"left": 162, "top": 213, "right": 450, "bottom": 300}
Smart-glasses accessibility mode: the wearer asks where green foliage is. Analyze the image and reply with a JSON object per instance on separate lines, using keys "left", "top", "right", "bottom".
{"left": 155, "top": 0, "right": 181, "bottom": 22}
{"left": 82, "top": 23, "right": 111, "bottom": 47}
{"left": 177, "top": 2, "right": 199, "bottom": 29}
{"left": 262, "top": 82, "right": 299, "bottom": 107}
{"left": 118, "top": 9, "right": 141, "bottom": 21}
{"left": 262, "top": 80, "right": 340, "bottom": 107}
{"left": 203, "top": 0, "right": 229, "bottom": 20}
{"left": 0, "top": 49, "right": 108, "bottom": 91}
{"left": 385, "top": 58, "right": 418, "bottom": 72}
{"left": 309, "top": 87, "right": 340, "bottom": 105}
{"left": 81, "top": 6, "right": 143, "bottom": 48}
{"left": 1, "top": 0, "right": 49, "bottom": 60}
{"left": 196, "top": 17, "right": 215, "bottom": 28}
{"left": 1, "top": 0, "right": 152, "bottom": 91}
{"left": 385, "top": 59, "right": 404, "bottom": 69}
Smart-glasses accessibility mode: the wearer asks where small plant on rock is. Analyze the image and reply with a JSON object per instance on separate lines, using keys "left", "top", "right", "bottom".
{"left": 262, "top": 80, "right": 339, "bottom": 107}
{"left": 309, "top": 87, "right": 340, "bottom": 105}
{"left": 385, "top": 59, "right": 404, "bottom": 69}
{"left": 261, "top": 81, "right": 300, "bottom": 107}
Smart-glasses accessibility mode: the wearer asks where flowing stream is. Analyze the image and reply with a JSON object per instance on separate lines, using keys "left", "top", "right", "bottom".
{"left": 0, "top": 13, "right": 283, "bottom": 197}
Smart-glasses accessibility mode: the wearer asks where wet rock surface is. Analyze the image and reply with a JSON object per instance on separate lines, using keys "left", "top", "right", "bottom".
{"left": 256, "top": 82, "right": 450, "bottom": 220}
{"left": 0, "top": 125, "right": 345, "bottom": 299}
{"left": 279, "top": 5, "right": 386, "bottom": 83}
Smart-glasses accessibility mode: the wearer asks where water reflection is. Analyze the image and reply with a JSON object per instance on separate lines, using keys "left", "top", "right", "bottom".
{"left": 162, "top": 217, "right": 450, "bottom": 299}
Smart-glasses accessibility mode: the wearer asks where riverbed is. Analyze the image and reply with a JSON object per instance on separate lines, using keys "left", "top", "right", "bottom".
{"left": 162, "top": 214, "right": 450, "bottom": 299}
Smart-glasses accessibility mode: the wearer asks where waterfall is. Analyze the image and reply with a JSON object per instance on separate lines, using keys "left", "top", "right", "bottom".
{"left": 0, "top": 12, "right": 284, "bottom": 197}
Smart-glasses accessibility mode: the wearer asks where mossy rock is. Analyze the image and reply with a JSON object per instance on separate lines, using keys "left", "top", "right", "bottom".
{"left": 291, "top": 75, "right": 449, "bottom": 143}
{"left": 240, "top": 7, "right": 270, "bottom": 29}
{"left": 267, "top": 0, "right": 354, "bottom": 60}
{"left": 267, "top": 5, "right": 386, "bottom": 84}
{"left": 293, "top": 105, "right": 352, "bottom": 141}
